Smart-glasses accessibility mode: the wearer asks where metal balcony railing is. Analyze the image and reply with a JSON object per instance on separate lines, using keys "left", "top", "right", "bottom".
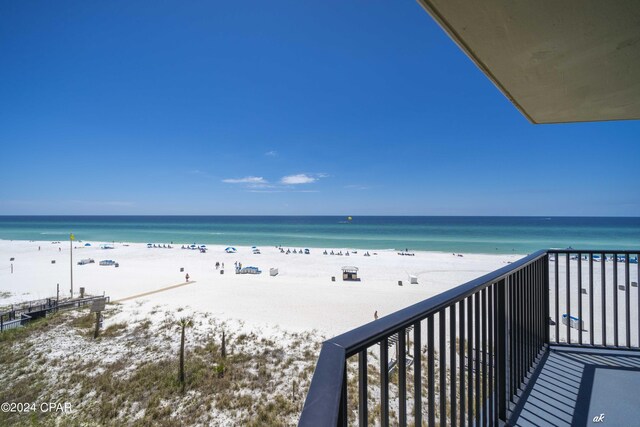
{"left": 299, "top": 249, "right": 640, "bottom": 426}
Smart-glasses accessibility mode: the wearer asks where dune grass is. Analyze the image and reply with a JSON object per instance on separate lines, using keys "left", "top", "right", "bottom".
{"left": 0, "top": 307, "right": 321, "bottom": 426}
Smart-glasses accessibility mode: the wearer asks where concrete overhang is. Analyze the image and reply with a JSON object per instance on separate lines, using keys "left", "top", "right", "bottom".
{"left": 417, "top": 0, "right": 640, "bottom": 124}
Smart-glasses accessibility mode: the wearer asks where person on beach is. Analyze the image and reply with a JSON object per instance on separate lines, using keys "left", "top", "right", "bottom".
{"left": 185, "top": 273, "right": 190, "bottom": 282}
{"left": 374, "top": 311, "right": 378, "bottom": 320}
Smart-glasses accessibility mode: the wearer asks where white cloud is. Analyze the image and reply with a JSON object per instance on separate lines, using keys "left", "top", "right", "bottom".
{"left": 247, "top": 189, "right": 319, "bottom": 194}
{"left": 223, "top": 173, "right": 325, "bottom": 190}
{"left": 264, "top": 150, "right": 278, "bottom": 157}
{"left": 222, "top": 176, "right": 268, "bottom": 185}
{"left": 280, "top": 173, "right": 323, "bottom": 185}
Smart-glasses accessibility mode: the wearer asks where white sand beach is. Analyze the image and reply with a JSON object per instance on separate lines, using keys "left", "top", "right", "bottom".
{"left": 1, "top": 240, "right": 638, "bottom": 426}
{"left": 0, "top": 239, "right": 524, "bottom": 337}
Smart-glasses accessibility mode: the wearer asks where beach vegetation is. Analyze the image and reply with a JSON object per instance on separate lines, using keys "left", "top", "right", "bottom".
{"left": 102, "top": 321, "right": 128, "bottom": 337}
{"left": 221, "top": 330, "right": 226, "bottom": 358}
{"left": 0, "top": 307, "right": 322, "bottom": 426}
{"left": 70, "top": 311, "right": 96, "bottom": 329}
{"left": 177, "top": 316, "right": 193, "bottom": 390}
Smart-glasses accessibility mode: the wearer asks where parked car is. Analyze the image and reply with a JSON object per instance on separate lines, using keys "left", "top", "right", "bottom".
{"left": 77, "top": 258, "right": 95, "bottom": 265}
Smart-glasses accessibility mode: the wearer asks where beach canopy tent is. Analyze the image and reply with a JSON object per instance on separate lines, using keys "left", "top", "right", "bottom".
{"left": 410, "top": 275, "right": 418, "bottom": 284}
{"left": 225, "top": 247, "right": 237, "bottom": 253}
{"left": 342, "top": 266, "right": 359, "bottom": 281}
{"left": 417, "top": 0, "right": 640, "bottom": 123}
{"left": 239, "top": 266, "right": 261, "bottom": 274}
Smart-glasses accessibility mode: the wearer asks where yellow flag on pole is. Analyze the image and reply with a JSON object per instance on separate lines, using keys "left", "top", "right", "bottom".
{"left": 70, "top": 233, "right": 75, "bottom": 241}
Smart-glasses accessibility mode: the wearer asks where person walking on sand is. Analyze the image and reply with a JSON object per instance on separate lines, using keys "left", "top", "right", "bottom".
{"left": 185, "top": 273, "right": 190, "bottom": 282}
{"left": 374, "top": 310, "right": 378, "bottom": 320}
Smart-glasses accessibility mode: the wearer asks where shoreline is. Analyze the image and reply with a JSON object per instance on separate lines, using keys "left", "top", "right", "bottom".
{"left": 0, "top": 237, "right": 529, "bottom": 257}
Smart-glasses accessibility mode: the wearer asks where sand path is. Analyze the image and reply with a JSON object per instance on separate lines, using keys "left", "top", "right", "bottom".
{"left": 115, "top": 281, "right": 195, "bottom": 303}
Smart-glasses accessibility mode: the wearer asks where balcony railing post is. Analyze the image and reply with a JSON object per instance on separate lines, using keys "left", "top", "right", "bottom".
{"left": 544, "top": 253, "right": 550, "bottom": 344}
{"left": 358, "top": 349, "right": 367, "bottom": 427}
{"left": 413, "top": 322, "right": 422, "bottom": 427}
{"left": 496, "top": 278, "right": 508, "bottom": 422}
{"left": 380, "top": 338, "right": 389, "bottom": 427}
{"left": 339, "top": 362, "right": 347, "bottom": 427}
{"left": 398, "top": 330, "right": 407, "bottom": 426}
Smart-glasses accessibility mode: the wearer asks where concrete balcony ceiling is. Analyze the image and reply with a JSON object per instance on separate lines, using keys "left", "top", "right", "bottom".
{"left": 417, "top": 0, "right": 640, "bottom": 124}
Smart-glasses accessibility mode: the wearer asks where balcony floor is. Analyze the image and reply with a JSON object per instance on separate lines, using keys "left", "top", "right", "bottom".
{"left": 509, "top": 345, "right": 640, "bottom": 427}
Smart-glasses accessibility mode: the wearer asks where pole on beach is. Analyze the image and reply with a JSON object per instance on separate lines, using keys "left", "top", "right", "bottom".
{"left": 70, "top": 233, "right": 75, "bottom": 299}
{"left": 94, "top": 312, "right": 101, "bottom": 339}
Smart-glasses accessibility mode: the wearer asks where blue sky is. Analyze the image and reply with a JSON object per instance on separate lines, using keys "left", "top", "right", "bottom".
{"left": 1, "top": 1, "right": 638, "bottom": 216}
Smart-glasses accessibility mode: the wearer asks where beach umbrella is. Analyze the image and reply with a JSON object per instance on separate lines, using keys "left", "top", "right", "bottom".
{"left": 225, "top": 247, "right": 237, "bottom": 253}
{"left": 84, "top": 243, "right": 91, "bottom": 247}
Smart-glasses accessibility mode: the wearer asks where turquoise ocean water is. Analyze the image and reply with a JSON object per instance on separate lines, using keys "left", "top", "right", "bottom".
{"left": 0, "top": 216, "right": 638, "bottom": 254}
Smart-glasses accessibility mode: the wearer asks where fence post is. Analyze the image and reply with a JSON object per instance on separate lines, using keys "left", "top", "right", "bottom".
{"left": 496, "top": 278, "right": 508, "bottom": 422}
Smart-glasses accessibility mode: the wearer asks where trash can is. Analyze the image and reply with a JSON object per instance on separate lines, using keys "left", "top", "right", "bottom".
{"left": 398, "top": 281, "right": 403, "bottom": 286}
{"left": 180, "top": 267, "right": 184, "bottom": 272}
{"left": 79, "top": 287, "right": 85, "bottom": 298}
{"left": 220, "top": 269, "right": 224, "bottom": 275}
{"left": 331, "top": 276, "right": 335, "bottom": 282}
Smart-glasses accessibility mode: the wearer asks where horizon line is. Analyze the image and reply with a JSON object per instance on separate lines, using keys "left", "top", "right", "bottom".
{"left": 0, "top": 214, "right": 639, "bottom": 218}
